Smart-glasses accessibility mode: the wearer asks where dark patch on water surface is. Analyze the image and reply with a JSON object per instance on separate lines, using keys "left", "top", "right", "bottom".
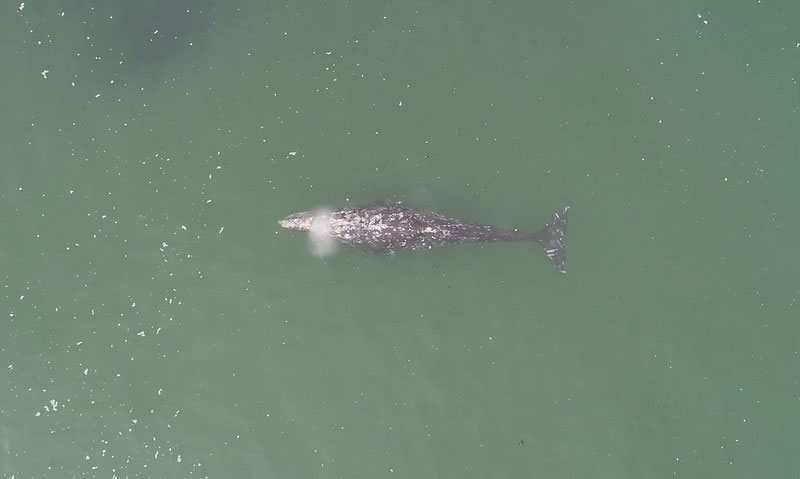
{"left": 76, "top": 0, "right": 218, "bottom": 81}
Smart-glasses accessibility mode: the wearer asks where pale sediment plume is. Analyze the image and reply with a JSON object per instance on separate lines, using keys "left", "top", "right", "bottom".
{"left": 308, "top": 208, "right": 338, "bottom": 258}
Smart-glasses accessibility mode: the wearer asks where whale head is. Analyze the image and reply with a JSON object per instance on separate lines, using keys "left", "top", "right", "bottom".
{"left": 280, "top": 209, "right": 338, "bottom": 257}
{"left": 279, "top": 211, "right": 315, "bottom": 231}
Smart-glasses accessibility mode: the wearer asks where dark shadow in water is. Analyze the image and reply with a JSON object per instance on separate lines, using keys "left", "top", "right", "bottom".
{"left": 79, "top": 0, "right": 218, "bottom": 82}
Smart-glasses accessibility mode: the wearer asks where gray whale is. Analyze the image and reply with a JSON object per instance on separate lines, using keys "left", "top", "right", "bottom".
{"left": 279, "top": 202, "right": 570, "bottom": 272}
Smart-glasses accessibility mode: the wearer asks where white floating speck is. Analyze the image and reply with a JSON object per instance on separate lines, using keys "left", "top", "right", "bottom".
{"left": 288, "top": 151, "right": 297, "bottom": 156}
{"left": 131, "top": 302, "right": 136, "bottom": 308}
{"left": 181, "top": 225, "right": 187, "bottom": 231}
{"left": 94, "top": 93, "right": 100, "bottom": 98}
{"left": 7, "top": 364, "right": 12, "bottom": 369}
{"left": 83, "top": 368, "right": 88, "bottom": 375}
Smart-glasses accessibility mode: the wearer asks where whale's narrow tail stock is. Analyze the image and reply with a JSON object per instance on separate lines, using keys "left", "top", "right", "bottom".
{"left": 535, "top": 206, "right": 570, "bottom": 273}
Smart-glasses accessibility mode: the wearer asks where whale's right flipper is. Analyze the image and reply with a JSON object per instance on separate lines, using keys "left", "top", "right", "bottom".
{"left": 535, "top": 207, "right": 569, "bottom": 273}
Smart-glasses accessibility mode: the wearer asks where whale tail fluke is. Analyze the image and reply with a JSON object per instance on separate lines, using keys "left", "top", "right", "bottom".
{"left": 535, "top": 206, "right": 569, "bottom": 273}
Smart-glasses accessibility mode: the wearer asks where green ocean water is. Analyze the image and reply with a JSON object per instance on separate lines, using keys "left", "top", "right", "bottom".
{"left": 1, "top": 0, "right": 799, "bottom": 477}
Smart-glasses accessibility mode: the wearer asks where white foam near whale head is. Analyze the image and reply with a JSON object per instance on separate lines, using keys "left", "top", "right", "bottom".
{"left": 308, "top": 208, "right": 338, "bottom": 258}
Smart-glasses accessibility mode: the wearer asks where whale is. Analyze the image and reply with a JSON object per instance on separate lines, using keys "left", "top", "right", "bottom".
{"left": 279, "top": 202, "right": 570, "bottom": 272}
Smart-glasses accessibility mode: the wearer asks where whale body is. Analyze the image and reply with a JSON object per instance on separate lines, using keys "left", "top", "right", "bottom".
{"left": 279, "top": 202, "right": 570, "bottom": 272}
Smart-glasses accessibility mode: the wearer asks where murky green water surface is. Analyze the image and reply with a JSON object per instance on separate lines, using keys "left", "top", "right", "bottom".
{"left": 2, "top": 1, "right": 798, "bottom": 477}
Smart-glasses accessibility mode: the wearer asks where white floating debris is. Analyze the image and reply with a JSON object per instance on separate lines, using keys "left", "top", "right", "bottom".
{"left": 131, "top": 302, "right": 136, "bottom": 308}
{"left": 83, "top": 368, "right": 88, "bottom": 376}
{"left": 181, "top": 225, "right": 187, "bottom": 231}
{"left": 49, "top": 399, "right": 58, "bottom": 411}
{"left": 177, "top": 454, "right": 182, "bottom": 463}
{"left": 41, "top": 70, "right": 49, "bottom": 79}
{"left": 94, "top": 93, "right": 100, "bottom": 98}
{"left": 137, "top": 331, "right": 145, "bottom": 337}
{"left": 18, "top": 2, "right": 24, "bottom": 11}
{"left": 218, "top": 226, "right": 224, "bottom": 234}
{"left": 288, "top": 151, "right": 297, "bottom": 156}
